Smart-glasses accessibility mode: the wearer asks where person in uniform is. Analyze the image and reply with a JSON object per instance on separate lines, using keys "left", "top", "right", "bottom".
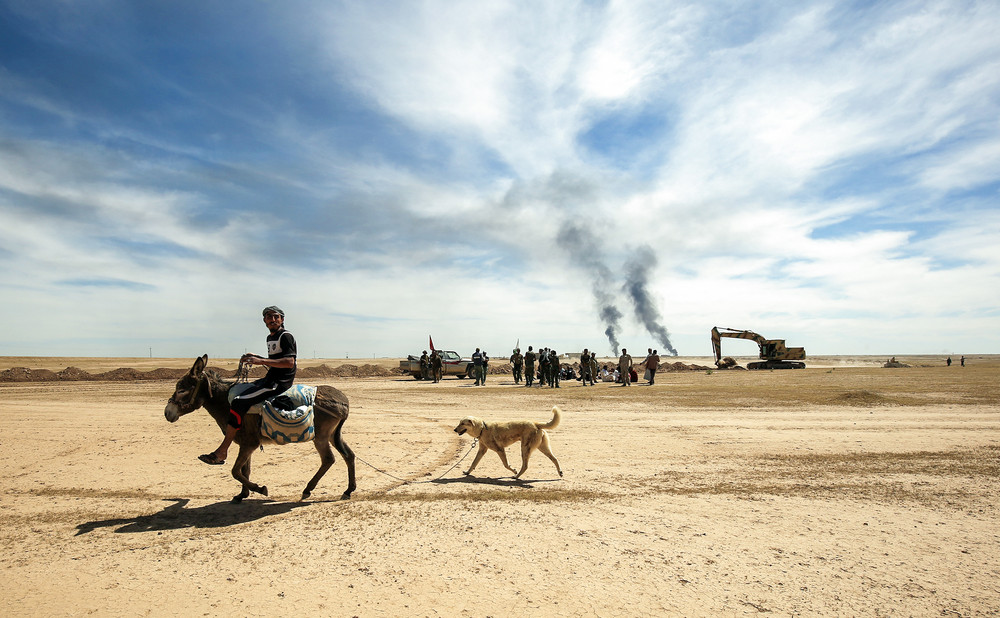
{"left": 431, "top": 350, "right": 443, "bottom": 382}
{"left": 549, "top": 349, "right": 560, "bottom": 388}
{"left": 618, "top": 348, "right": 633, "bottom": 386}
{"left": 538, "top": 347, "right": 550, "bottom": 387}
{"left": 510, "top": 348, "right": 524, "bottom": 384}
{"left": 580, "top": 348, "right": 592, "bottom": 386}
{"left": 472, "top": 348, "right": 485, "bottom": 386}
{"left": 199, "top": 306, "right": 296, "bottom": 465}
{"left": 523, "top": 346, "right": 537, "bottom": 387}
{"left": 419, "top": 350, "right": 430, "bottom": 380}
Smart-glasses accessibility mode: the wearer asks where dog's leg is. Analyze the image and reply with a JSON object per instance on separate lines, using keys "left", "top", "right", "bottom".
{"left": 537, "top": 432, "right": 563, "bottom": 477}
{"left": 514, "top": 437, "right": 540, "bottom": 479}
{"left": 496, "top": 448, "right": 518, "bottom": 475}
{"left": 464, "top": 443, "right": 488, "bottom": 475}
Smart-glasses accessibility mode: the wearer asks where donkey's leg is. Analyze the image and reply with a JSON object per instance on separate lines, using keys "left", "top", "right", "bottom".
{"left": 331, "top": 418, "right": 356, "bottom": 499}
{"left": 230, "top": 445, "right": 266, "bottom": 503}
{"left": 232, "top": 460, "right": 251, "bottom": 503}
{"left": 302, "top": 434, "right": 335, "bottom": 501}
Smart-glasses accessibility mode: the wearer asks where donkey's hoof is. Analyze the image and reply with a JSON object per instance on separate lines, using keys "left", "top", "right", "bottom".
{"left": 231, "top": 495, "right": 245, "bottom": 504}
{"left": 340, "top": 491, "right": 353, "bottom": 500}
{"left": 256, "top": 485, "right": 268, "bottom": 497}
{"left": 301, "top": 489, "right": 311, "bottom": 500}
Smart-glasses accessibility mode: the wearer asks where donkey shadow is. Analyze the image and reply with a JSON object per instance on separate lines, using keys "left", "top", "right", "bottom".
{"left": 75, "top": 498, "right": 311, "bottom": 536}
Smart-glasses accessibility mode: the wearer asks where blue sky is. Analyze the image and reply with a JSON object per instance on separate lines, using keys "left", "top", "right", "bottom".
{"left": 1, "top": 0, "right": 998, "bottom": 359}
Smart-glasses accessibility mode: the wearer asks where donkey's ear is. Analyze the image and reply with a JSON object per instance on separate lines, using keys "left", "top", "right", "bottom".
{"left": 189, "top": 354, "right": 208, "bottom": 377}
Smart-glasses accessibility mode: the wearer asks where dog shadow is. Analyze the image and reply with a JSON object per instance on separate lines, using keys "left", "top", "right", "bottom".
{"left": 75, "top": 498, "right": 312, "bottom": 536}
{"left": 431, "top": 475, "right": 562, "bottom": 489}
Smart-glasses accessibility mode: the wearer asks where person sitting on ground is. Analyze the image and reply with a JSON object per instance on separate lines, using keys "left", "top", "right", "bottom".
{"left": 199, "top": 306, "right": 297, "bottom": 465}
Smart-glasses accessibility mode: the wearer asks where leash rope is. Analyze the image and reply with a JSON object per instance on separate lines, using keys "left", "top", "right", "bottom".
{"left": 355, "top": 438, "right": 479, "bottom": 485}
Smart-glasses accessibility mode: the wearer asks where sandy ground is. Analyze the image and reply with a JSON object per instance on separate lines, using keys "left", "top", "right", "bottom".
{"left": 1, "top": 356, "right": 998, "bottom": 616}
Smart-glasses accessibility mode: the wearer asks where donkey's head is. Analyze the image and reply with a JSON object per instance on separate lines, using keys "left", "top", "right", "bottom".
{"left": 164, "top": 355, "right": 214, "bottom": 422}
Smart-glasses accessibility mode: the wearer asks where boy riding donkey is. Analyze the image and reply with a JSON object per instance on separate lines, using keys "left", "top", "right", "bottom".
{"left": 199, "top": 306, "right": 297, "bottom": 465}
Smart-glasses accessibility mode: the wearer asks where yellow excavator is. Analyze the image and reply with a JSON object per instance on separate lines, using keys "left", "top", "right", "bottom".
{"left": 711, "top": 326, "right": 806, "bottom": 370}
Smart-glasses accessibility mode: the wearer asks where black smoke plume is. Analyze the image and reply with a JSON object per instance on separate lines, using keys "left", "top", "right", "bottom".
{"left": 624, "top": 245, "right": 678, "bottom": 356}
{"left": 556, "top": 224, "right": 623, "bottom": 355}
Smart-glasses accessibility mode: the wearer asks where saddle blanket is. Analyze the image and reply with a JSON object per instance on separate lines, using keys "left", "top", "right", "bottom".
{"left": 228, "top": 383, "right": 317, "bottom": 445}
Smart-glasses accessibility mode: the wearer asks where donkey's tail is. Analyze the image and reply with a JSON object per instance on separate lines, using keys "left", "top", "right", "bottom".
{"left": 539, "top": 406, "right": 561, "bottom": 431}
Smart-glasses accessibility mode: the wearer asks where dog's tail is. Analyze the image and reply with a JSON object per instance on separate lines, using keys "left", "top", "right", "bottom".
{"left": 539, "top": 406, "right": 561, "bottom": 430}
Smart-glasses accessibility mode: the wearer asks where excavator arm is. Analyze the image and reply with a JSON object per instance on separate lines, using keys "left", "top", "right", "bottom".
{"left": 712, "top": 327, "right": 766, "bottom": 365}
{"left": 711, "top": 326, "right": 805, "bottom": 369}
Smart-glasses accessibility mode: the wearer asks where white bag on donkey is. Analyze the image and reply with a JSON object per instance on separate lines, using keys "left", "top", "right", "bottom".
{"left": 228, "top": 383, "right": 317, "bottom": 445}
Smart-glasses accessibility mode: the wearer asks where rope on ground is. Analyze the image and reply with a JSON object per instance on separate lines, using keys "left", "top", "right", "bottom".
{"left": 355, "top": 438, "right": 479, "bottom": 485}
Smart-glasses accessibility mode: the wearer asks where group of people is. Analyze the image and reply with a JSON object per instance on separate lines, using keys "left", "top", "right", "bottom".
{"left": 508, "top": 346, "right": 565, "bottom": 387}
{"left": 607, "top": 348, "right": 662, "bottom": 386}
{"left": 505, "top": 346, "right": 664, "bottom": 388}
{"left": 945, "top": 356, "right": 966, "bottom": 367}
{"left": 417, "top": 350, "right": 445, "bottom": 382}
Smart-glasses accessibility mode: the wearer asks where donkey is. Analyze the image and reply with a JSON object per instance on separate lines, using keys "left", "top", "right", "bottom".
{"left": 164, "top": 355, "right": 356, "bottom": 503}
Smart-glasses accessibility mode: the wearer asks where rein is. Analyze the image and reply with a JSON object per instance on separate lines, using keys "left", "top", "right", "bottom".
{"left": 235, "top": 359, "right": 252, "bottom": 384}
{"left": 190, "top": 373, "right": 213, "bottom": 405}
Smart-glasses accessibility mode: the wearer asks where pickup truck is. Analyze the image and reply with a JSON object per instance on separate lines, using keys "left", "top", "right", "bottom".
{"left": 399, "top": 350, "right": 474, "bottom": 380}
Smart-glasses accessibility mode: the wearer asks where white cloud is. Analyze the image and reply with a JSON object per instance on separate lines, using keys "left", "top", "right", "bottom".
{"left": 2, "top": 1, "right": 999, "bottom": 356}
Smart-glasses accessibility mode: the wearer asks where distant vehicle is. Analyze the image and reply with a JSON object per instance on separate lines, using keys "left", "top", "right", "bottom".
{"left": 711, "top": 326, "right": 806, "bottom": 370}
{"left": 399, "top": 350, "right": 474, "bottom": 379}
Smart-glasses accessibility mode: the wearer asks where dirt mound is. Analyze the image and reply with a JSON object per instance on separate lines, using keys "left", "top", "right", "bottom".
{"left": 659, "top": 361, "right": 714, "bottom": 372}
{"left": 57, "top": 367, "right": 96, "bottom": 380}
{"left": 0, "top": 367, "right": 60, "bottom": 382}
{"left": 714, "top": 357, "right": 740, "bottom": 370}
{"left": 144, "top": 368, "right": 188, "bottom": 380}
{"left": 94, "top": 368, "right": 147, "bottom": 381}
{"left": 883, "top": 361, "right": 911, "bottom": 368}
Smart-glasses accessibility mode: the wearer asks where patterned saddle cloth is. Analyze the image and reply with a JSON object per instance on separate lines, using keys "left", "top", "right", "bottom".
{"left": 228, "top": 383, "right": 317, "bottom": 445}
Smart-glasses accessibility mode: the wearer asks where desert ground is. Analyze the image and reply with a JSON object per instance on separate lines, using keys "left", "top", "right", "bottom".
{"left": 1, "top": 355, "right": 997, "bottom": 616}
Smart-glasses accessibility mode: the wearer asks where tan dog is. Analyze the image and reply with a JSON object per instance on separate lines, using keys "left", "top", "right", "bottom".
{"left": 453, "top": 406, "right": 563, "bottom": 478}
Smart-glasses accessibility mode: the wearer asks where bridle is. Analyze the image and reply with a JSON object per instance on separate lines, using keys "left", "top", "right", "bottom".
{"left": 170, "top": 372, "right": 214, "bottom": 411}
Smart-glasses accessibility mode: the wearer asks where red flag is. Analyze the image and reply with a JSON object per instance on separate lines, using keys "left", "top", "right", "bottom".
{"left": 429, "top": 336, "right": 435, "bottom": 351}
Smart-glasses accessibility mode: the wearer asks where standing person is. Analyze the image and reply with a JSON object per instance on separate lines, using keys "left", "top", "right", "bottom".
{"left": 431, "top": 350, "right": 443, "bottom": 382}
{"left": 645, "top": 349, "right": 660, "bottom": 385}
{"left": 642, "top": 348, "right": 653, "bottom": 382}
{"left": 947, "top": 357, "right": 952, "bottom": 367}
{"left": 200, "top": 306, "right": 297, "bottom": 465}
{"left": 524, "top": 346, "right": 536, "bottom": 387}
{"left": 538, "top": 347, "right": 550, "bottom": 387}
{"left": 961, "top": 356, "right": 966, "bottom": 367}
{"left": 618, "top": 348, "right": 633, "bottom": 387}
{"left": 482, "top": 350, "right": 489, "bottom": 385}
{"left": 510, "top": 348, "right": 524, "bottom": 384}
{"left": 590, "top": 352, "right": 600, "bottom": 384}
{"left": 580, "top": 348, "right": 592, "bottom": 386}
{"left": 472, "top": 348, "right": 485, "bottom": 386}
{"left": 549, "top": 349, "right": 560, "bottom": 388}
{"left": 419, "top": 350, "right": 430, "bottom": 380}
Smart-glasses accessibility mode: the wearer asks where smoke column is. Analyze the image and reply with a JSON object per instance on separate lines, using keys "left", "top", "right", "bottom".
{"left": 624, "top": 245, "right": 679, "bottom": 356}
{"left": 556, "top": 224, "right": 623, "bottom": 355}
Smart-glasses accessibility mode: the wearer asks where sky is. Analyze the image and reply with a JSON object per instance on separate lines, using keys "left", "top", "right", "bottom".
{"left": 1, "top": 0, "right": 999, "bottom": 360}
